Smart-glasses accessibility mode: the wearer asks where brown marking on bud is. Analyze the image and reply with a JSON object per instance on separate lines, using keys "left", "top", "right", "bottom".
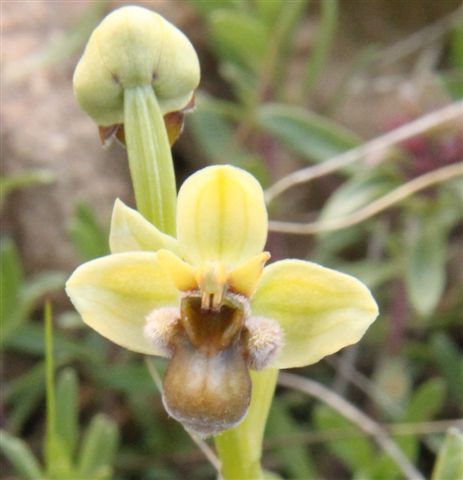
{"left": 163, "top": 93, "right": 195, "bottom": 146}
{"left": 164, "top": 111, "right": 185, "bottom": 146}
{"left": 98, "top": 124, "right": 125, "bottom": 148}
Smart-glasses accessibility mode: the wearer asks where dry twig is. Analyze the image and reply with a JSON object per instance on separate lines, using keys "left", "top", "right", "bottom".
{"left": 264, "top": 101, "right": 463, "bottom": 204}
{"left": 269, "top": 162, "right": 463, "bottom": 235}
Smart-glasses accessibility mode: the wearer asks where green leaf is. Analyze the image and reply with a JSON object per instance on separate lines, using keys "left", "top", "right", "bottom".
{"left": 78, "top": 414, "right": 119, "bottom": 477}
{"left": 4, "top": 322, "right": 95, "bottom": 361}
{"left": 93, "top": 363, "right": 153, "bottom": 394}
{"left": 220, "top": 62, "right": 258, "bottom": 104}
{"left": 188, "top": 97, "right": 237, "bottom": 161}
{"left": 431, "top": 334, "right": 463, "bottom": 405}
{"left": 333, "top": 259, "right": 397, "bottom": 289}
{"left": 56, "top": 368, "right": 79, "bottom": 458}
{"left": 187, "top": 0, "right": 242, "bottom": 17}
{"left": 257, "top": 103, "right": 361, "bottom": 163}
{"left": 402, "top": 378, "right": 446, "bottom": 423}
{"left": 313, "top": 405, "right": 375, "bottom": 473}
{"left": 0, "top": 238, "right": 23, "bottom": 334}
{"left": 68, "top": 203, "right": 108, "bottom": 261}
{"left": 396, "top": 378, "right": 446, "bottom": 462}
{"left": 0, "top": 430, "right": 43, "bottom": 480}
{"left": 439, "top": 72, "right": 463, "bottom": 100}
{"left": 431, "top": 428, "right": 463, "bottom": 480}
{"left": 5, "top": 362, "right": 45, "bottom": 432}
{"left": 267, "top": 398, "right": 317, "bottom": 479}
{"left": 320, "top": 171, "right": 398, "bottom": 222}
{"left": 405, "top": 213, "right": 447, "bottom": 317}
{"left": 0, "top": 169, "right": 54, "bottom": 205}
{"left": 450, "top": 23, "right": 463, "bottom": 69}
{"left": 47, "top": 434, "right": 73, "bottom": 479}
{"left": 3, "top": 267, "right": 66, "bottom": 343}
{"left": 373, "top": 357, "right": 411, "bottom": 419}
{"left": 254, "top": 0, "right": 284, "bottom": 28}
{"left": 208, "top": 10, "right": 267, "bottom": 71}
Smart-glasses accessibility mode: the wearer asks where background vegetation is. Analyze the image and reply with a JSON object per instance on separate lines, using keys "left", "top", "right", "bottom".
{"left": 2, "top": 0, "right": 462, "bottom": 478}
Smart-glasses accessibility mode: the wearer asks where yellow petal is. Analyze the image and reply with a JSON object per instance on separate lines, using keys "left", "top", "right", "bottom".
{"left": 109, "top": 199, "right": 179, "bottom": 254}
{"left": 251, "top": 260, "right": 379, "bottom": 369}
{"left": 177, "top": 165, "right": 268, "bottom": 266}
{"left": 229, "top": 252, "right": 270, "bottom": 298}
{"left": 65, "top": 252, "right": 178, "bottom": 355}
{"left": 157, "top": 249, "right": 197, "bottom": 291}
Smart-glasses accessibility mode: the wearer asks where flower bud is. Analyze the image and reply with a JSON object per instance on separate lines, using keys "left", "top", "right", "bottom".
{"left": 73, "top": 5, "right": 200, "bottom": 126}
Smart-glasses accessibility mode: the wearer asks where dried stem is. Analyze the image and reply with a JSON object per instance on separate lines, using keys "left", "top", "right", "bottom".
{"left": 269, "top": 161, "right": 463, "bottom": 235}
{"left": 278, "top": 372, "right": 425, "bottom": 480}
{"left": 264, "top": 101, "right": 463, "bottom": 204}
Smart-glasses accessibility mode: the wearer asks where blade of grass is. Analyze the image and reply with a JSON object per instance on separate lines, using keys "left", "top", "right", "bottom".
{"left": 301, "top": 0, "right": 338, "bottom": 99}
{"left": 44, "top": 301, "right": 56, "bottom": 474}
{"left": 0, "top": 430, "right": 43, "bottom": 480}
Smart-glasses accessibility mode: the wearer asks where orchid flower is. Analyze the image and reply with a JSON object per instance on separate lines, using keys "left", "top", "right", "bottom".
{"left": 66, "top": 165, "right": 378, "bottom": 436}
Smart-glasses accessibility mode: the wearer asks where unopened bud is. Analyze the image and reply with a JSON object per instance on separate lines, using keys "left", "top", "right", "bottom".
{"left": 73, "top": 5, "right": 200, "bottom": 126}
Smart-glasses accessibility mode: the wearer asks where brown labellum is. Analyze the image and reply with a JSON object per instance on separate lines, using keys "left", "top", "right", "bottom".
{"left": 162, "top": 296, "right": 252, "bottom": 436}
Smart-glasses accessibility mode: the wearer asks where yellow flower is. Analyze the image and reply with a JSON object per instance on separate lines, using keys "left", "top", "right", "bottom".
{"left": 66, "top": 165, "right": 378, "bottom": 435}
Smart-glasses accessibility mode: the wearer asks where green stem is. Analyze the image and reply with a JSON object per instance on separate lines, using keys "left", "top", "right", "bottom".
{"left": 44, "top": 301, "right": 55, "bottom": 474}
{"left": 214, "top": 369, "right": 278, "bottom": 480}
{"left": 124, "top": 85, "right": 177, "bottom": 235}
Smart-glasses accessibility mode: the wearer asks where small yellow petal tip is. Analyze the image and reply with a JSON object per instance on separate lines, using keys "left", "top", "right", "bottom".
{"left": 156, "top": 249, "right": 198, "bottom": 291}
{"left": 229, "top": 252, "right": 270, "bottom": 298}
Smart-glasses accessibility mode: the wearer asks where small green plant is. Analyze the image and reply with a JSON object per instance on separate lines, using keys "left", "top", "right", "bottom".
{"left": 1, "top": 304, "right": 119, "bottom": 480}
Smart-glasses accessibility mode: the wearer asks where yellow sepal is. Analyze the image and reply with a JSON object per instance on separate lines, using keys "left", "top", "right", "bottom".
{"left": 176, "top": 165, "right": 268, "bottom": 267}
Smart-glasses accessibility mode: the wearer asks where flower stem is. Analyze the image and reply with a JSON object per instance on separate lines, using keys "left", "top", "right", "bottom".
{"left": 44, "top": 301, "right": 55, "bottom": 475}
{"left": 124, "top": 85, "right": 177, "bottom": 235}
{"left": 214, "top": 369, "right": 278, "bottom": 480}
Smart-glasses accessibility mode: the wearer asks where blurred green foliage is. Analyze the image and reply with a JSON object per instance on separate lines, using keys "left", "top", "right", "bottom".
{"left": 2, "top": 0, "right": 463, "bottom": 478}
